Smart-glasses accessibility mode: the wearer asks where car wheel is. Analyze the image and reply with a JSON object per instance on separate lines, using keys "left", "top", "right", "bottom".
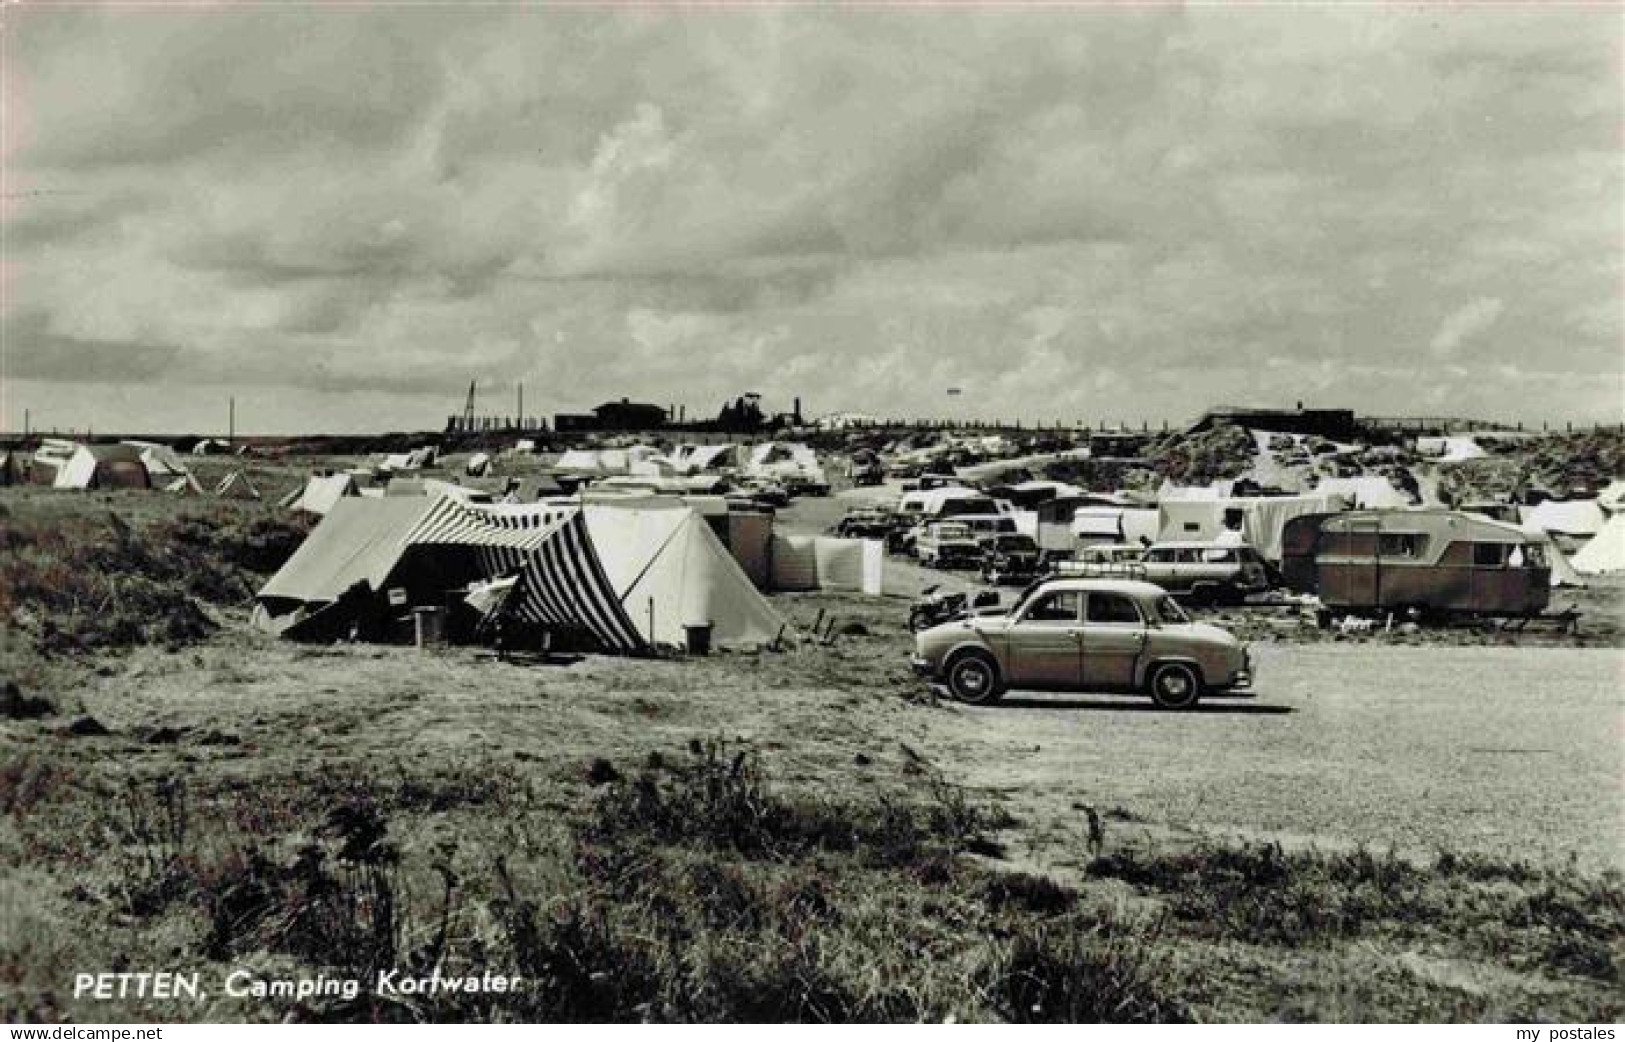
{"left": 1148, "top": 662, "right": 1202, "bottom": 710}
{"left": 946, "top": 653, "right": 1003, "bottom": 705}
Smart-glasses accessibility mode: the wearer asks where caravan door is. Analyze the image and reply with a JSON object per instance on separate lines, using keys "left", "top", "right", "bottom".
{"left": 1320, "top": 517, "right": 1381, "bottom": 609}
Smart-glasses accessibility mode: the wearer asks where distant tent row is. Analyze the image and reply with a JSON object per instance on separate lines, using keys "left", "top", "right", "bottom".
{"left": 31, "top": 440, "right": 150, "bottom": 490}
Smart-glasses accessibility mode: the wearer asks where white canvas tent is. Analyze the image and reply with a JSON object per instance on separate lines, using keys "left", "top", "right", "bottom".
{"left": 584, "top": 501, "right": 786, "bottom": 649}
{"left": 1312, "top": 476, "right": 1411, "bottom": 509}
{"left": 1520, "top": 499, "right": 1605, "bottom": 540}
{"left": 286, "top": 473, "right": 360, "bottom": 515}
{"left": 1570, "top": 513, "right": 1625, "bottom": 575}
{"left": 215, "top": 471, "right": 261, "bottom": 500}
{"left": 122, "top": 440, "right": 189, "bottom": 478}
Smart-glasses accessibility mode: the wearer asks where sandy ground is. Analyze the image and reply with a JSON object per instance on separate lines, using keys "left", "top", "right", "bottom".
{"left": 30, "top": 606, "right": 1618, "bottom": 878}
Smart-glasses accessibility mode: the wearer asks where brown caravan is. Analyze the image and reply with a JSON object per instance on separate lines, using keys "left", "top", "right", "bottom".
{"left": 1281, "top": 509, "right": 1551, "bottom": 618}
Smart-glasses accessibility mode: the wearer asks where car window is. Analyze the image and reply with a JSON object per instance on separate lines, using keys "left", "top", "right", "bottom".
{"left": 1472, "top": 542, "right": 1508, "bottom": 568}
{"left": 1153, "top": 596, "right": 1188, "bottom": 625}
{"left": 1145, "top": 548, "right": 1173, "bottom": 563}
{"left": 1176, "top": 549, "right": 1202, "bottom": 564}
{"left": 1023, "top": 592, "right": 1081, "bottom": 624}
{"left": 1086, "top": 594, "right": 1142, "bottom": 625}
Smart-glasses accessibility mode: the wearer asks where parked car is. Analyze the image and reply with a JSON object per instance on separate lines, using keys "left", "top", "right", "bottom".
{"left": 914, "top": 520, "right": 985, "bottom": 569}
{"left": 833, "top": 507, "right": 898, "bottom": 539}
{"left": 980, "top": 533, "right": 1042, "bottom": 585}
{"left": 1137, "top": 541, "right": 1269, "bottom": 604}
{"left": 910, "top": 577, "right": 1254, "bottom": 708}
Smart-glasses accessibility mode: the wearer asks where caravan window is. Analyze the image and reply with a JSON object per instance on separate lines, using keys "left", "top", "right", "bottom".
{"left": 1378, "top": 533, "right": 1425, "bottom": 559}
{"left": 1472, "top": 543, "right": 1509, "bottom": 568}
{"left": 1521, "top": 543, "right": 1547, "bottom": 568}
{"left": 1222, "top": 508, "right": 1245, "bottom": 531}
{"left": 1200, "top": 548, "right": 1237, "bottom": 563}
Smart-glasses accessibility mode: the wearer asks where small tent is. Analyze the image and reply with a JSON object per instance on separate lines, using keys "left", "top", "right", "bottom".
{"left": 122, "top": 440, "right": 189, "bottom": 479}
{"left": 1520, "top": 499, "right": 1605, "bottom": 540}
{"left": 288, "top": 473, "right": 360, "bottom": 515}
{"left": 585, "top": 501, "right": 786, "bottom": 649}
{"left": 1570, "top": 513, "right": 1625, "bottom": 575}
{"left": 164, "top": 472, "right": 208, "bottom": 495}
{"left": 215, "top": 471, "right": 262, "bottom": 500}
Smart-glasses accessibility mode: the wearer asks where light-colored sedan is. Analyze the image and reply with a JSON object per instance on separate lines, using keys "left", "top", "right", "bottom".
{"left": 910, "top": 577, "right": 1254, "bottom": 708}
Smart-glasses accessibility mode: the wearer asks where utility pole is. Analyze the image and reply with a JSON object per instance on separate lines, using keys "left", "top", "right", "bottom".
{"left": 517, "top": 382, "right": 523, "bottom": 430}
{"left": 229, "top": 397, "right": 235, "bottom": 442}
{"left": 461, "top": 381, "right": 477, "bottom": 432}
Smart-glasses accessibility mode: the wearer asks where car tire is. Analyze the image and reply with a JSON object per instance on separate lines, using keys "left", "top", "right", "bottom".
{"left": 1148, "top": 662, "right": 1202, "bottom": 710}
{"left": 945, "top": 653, "right": 1004, "bottom": 705}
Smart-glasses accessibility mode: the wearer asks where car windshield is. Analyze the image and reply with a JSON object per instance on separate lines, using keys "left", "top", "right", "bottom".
{"left": 1153, "top": 595, "right": 1189, "bottom": 625}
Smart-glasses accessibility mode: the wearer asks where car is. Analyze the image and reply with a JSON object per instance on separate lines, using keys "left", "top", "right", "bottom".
{"left": 914, "top": 520, "right": 985, "bottom": 569}
{"left": 833, "top": 507, "right": 898, "bottom": 539}
{"left": 980, "top": 533, "right": 1042, "bottom": 585}
{"left": 910, "top": 577, "right": 1254, "bottom": 709}
{"left": 1136, "top": 541, "right": 1269, "bottom": 605}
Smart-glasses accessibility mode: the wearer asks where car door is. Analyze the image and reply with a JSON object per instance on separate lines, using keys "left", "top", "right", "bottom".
{"left": 1081, "top": 592, "right": 1147, "bottom": 690}
{"left": 1007, "top": 591, "right": 1084, "bottom": 689}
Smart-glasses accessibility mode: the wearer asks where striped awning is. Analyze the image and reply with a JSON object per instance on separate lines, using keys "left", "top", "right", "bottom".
{"left": 405, "top": 495, "right": 643, "bottom": 652}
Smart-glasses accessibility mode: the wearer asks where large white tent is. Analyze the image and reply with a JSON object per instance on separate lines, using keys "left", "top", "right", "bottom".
{"left": 584, "top": 500, "right": 786, "bottom": 649}
{"left": 1571, "top": 513, "right": 1625, "bottom": 575}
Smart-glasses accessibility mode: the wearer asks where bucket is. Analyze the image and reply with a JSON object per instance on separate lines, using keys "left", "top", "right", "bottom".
{"left": 683, "top": 622, "right": 713, "bottom": 656}
{"left": 413, "top": 606, "right": 446, "bottom": 648}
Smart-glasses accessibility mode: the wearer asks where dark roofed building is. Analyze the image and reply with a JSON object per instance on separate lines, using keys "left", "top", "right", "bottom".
{"left": 594, "top": 399, "right": 668, "bottom": 430}
{"left": 1187, "top": 405, "right": 1358, "bottom": 441}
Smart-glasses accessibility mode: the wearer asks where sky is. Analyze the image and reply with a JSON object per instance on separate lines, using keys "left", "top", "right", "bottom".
{"left": 2, "top": 4, "right": 1620, "bottom": 435}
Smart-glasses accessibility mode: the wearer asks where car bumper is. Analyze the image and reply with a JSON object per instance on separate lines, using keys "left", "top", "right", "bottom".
{"left": 910, "top": 656, "right": 941, "bottom": 680}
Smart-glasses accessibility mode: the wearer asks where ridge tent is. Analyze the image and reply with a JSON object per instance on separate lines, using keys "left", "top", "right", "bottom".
{"left": 164, "top": 472, "right": 208, "bottom": 495}
{"left": 584, "top": 501, "right": 786, "bottom": 650}
{"left": 192, "top": 438, "right": 231, "bottom": 455}
{"left": 1570, "top": 513, "right": 1625, "bottom": 575}
{"left": 466, "top": 452, "right": 492, "bottom": 477}
{"left": 122, "top": 440, "right": 189, "bottom": 479}
{"left": 1311, "top": 476, "right": 1411, "bottom": 509}
{"left": 215, "top": 471, "right": 262, "bottom": 500}
{"left": 288, "top": 473, "right": 360, "bottom": 515}
{"left": 1519, "top": 499, "right": 1605, "bottom": 541}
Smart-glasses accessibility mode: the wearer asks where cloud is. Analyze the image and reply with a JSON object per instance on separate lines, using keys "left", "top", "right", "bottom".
{"left": 2, "top": 6, "right": 1619, "bottom": 433}
{"left": 1429, "top": 297, "right": 1506, "bottom": 358}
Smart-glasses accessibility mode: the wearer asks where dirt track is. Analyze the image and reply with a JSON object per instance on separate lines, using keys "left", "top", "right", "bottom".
{"left": 928, "top": 643, "right": 1623, "bottom": 874}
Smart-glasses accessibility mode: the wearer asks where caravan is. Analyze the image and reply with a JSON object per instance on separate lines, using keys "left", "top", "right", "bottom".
{"left": 1282, "top": 510, "right": 1551, "bottom": 618}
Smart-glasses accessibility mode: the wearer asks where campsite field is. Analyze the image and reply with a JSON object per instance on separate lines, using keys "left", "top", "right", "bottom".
{"left": 1, "top": 472, "right": 1622, "bottom": 1023}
